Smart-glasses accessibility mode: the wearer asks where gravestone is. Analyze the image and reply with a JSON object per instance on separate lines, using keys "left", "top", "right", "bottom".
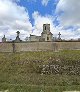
{"left": 15, "top": 31, "right": 21, "bottom": 42}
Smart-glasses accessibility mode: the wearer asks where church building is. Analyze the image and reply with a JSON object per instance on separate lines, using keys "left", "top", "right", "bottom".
{"left": 30, "top": 24, "right": 53, "bottom": 42}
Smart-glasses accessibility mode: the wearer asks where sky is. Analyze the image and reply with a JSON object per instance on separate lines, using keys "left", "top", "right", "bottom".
{"left": 0, "top": 0, "right": 80, "bottom": 41}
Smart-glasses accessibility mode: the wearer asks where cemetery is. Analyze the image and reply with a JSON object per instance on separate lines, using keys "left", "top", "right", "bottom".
{"left": 0, "top": 24, "right": 80, "bottom": 92}
{"left": 1, "top": 24, "right": 80, "bottom": 52}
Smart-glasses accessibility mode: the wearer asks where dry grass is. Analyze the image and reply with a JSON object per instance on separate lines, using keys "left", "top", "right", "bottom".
{"left": 0, "top": 50, "right": 80, "bottom": 92}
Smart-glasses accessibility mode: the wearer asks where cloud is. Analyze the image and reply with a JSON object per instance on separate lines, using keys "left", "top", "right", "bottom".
{"left": 0, "top": 0, "right": 32, "bottom": 41}
{"left": 0, "top": 0, "right": 80, "bottom": 41}
{"left": 41, "top": 0, "right": 50, "bottom": 6}
{"left": 56, "top": 0, "right": 80, "bottom": 27}
{"left": 32, "top": 11, "right": 56, "bottom": 35}
{"left": 54, "top": 0, "right": 80, "bottom": 39}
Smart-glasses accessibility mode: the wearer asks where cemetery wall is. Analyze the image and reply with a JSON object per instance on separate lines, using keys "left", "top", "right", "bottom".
{"left": 0, "top": 43, "right": 13, "bottom": 52}
{"left": 0, "top": 42, "right": 80, "bottom": 52}
{"left": 57, "top": 42, "right": 80, "bottom": 50}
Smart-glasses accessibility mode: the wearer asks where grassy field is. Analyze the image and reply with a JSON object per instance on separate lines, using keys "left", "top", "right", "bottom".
{"left": 0, "top": 50, "right": 80, "bottom": 92}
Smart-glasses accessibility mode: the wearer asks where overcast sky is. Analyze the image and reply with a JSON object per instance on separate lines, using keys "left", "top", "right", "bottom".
{"left": 0, "top": 0, "right": 80, "bottom": 41}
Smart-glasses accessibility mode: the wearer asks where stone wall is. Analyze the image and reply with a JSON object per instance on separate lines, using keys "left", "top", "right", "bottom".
{"left": 0, "top": 42, "right": 80, "bottom": 52}
{"left": 15, "top": 42, "right": 58, "bottom": 52}
{"left": 57, "top": 42, "right": 80, "bottom": 50}
{"left": 0, "top": 43, "right": 13, "bottom": 52}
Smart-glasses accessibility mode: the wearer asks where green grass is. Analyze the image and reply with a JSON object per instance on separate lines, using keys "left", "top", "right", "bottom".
{"left": 0, "top": 50, "right": 80, "bottom": 92}
{"left": 1, "top": 84, "right": 80, "bottom": 92}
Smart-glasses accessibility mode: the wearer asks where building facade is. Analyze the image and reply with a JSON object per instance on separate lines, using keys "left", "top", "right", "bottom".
{"left": 30, "top": 24, "right": 53, "bottom": 42}
{"left": 41, "top": 24, "right": 53, "bottom": 41}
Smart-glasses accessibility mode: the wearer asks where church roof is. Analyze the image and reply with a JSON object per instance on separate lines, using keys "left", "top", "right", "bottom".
{"left": 41, "top": 31, "right": 53, "bottom": 35}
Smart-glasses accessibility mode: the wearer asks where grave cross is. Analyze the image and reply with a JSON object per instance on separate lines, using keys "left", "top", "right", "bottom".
{"left": 58, "top": 32, "right": 61, "bottom": 39}
{"left": 16, "top": 31, "right": 20, "bottom": 37}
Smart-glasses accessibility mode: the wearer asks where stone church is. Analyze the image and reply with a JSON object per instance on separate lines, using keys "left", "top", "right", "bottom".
{"left": 30, "top": 24, "right": 53, "bottom": 42}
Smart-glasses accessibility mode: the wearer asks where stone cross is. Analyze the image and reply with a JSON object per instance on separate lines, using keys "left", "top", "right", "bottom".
{"left": 4, "top": 35, "right": 5, "bottom": 38}
{"left": 58, "top": 32, "right": 61, "bottom": 39}
{"left": 16, "top": 31, "right": 20, "bottom": 37}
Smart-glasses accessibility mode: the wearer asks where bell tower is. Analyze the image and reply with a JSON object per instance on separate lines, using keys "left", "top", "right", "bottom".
{"left": 41, "top": 24, "right": 53, "bottom": 41}
{"left": 43, "top": 24, "right": 50, "bottom": 33}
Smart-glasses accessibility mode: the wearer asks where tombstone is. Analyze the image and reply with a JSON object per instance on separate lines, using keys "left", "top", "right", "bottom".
{"left": 15, "top": 31, "right": 21, "bottom": 42}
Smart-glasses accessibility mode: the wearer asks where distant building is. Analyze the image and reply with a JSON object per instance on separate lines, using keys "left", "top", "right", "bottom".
{"left": 30, "top": 35, "right": 41, "bottom": 42}
{"left": 2, "top": 35, "right": 6, "bottom": 42}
